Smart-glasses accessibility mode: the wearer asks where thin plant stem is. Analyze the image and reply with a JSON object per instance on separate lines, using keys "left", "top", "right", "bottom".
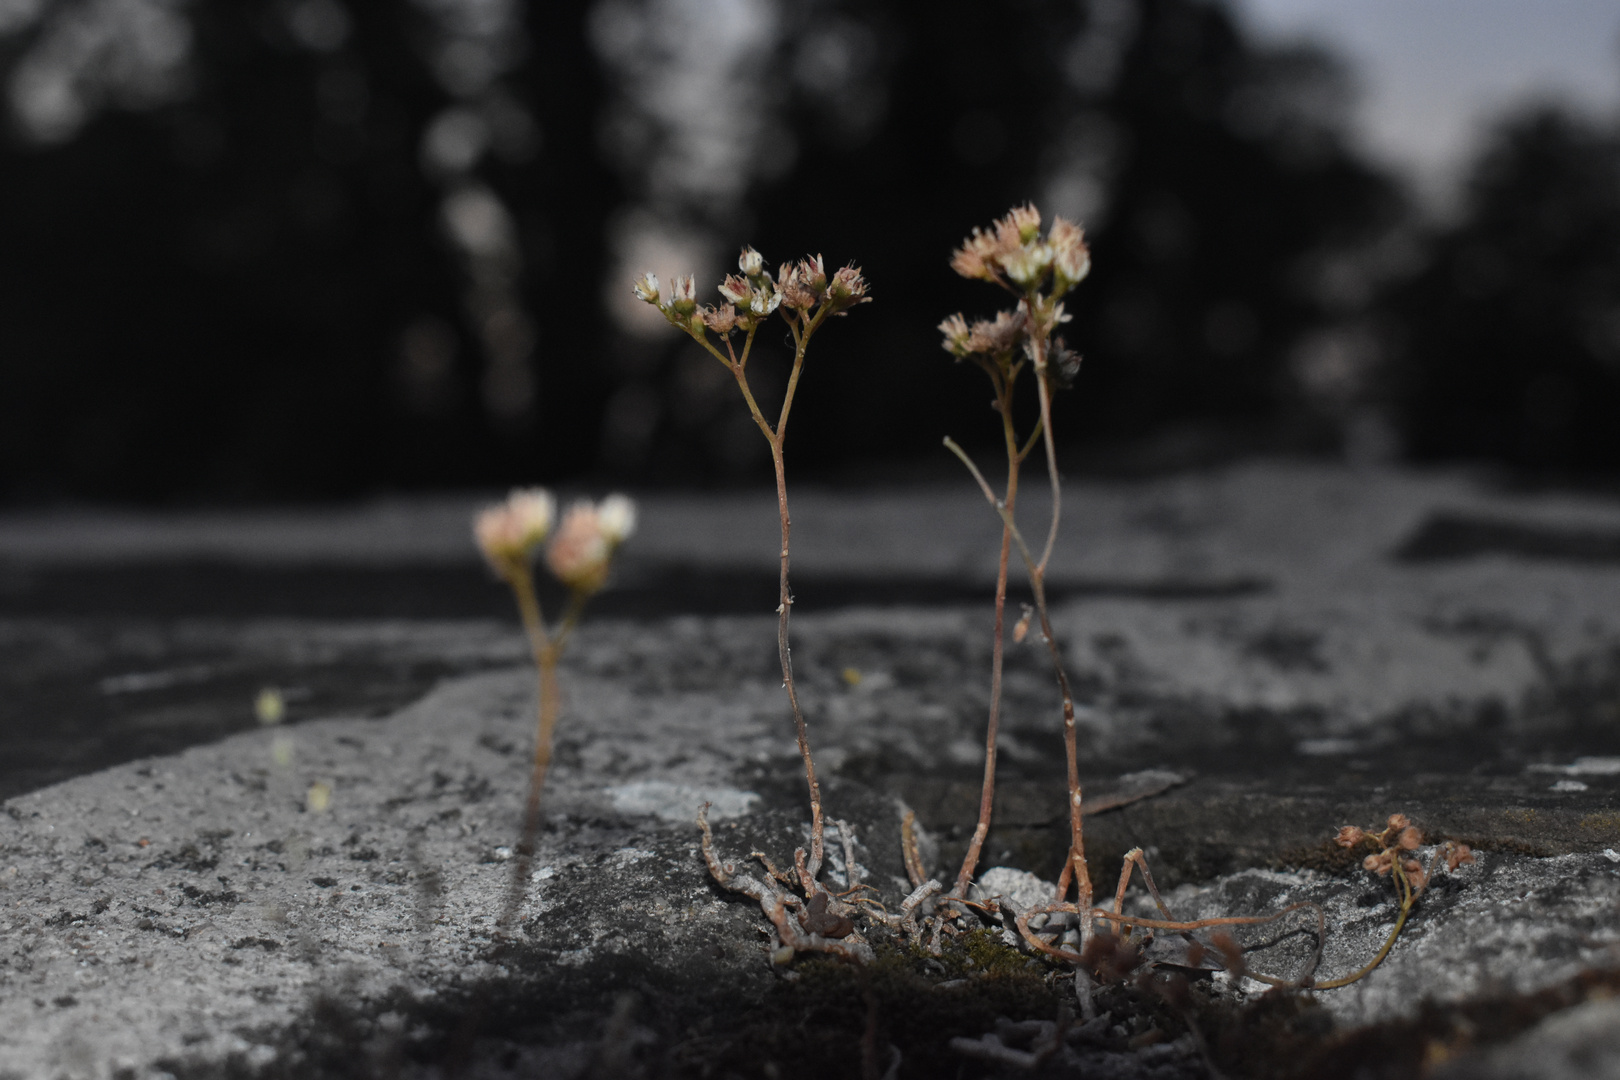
{"left": 1029, "top": 329, "right": 1062, "bottom": 576}
{"left": 499, "top": 570, "right": 584, "bottom": 930}
{"left": 944, "top": 432, "right": 1091, "bottom": 938}
{"left": 953, "top": 374, "right": 1032, "bottom": 898}
{"left": 1027, "top": 352, "right": 1092, "bottom": 929}
{"left": 1312, "top": 860, "right": 1420, "bottom": 989}
{"left": 723, "top": 315, "right": 827, "bottom": 877}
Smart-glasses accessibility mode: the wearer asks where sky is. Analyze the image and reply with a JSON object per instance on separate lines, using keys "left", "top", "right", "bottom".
{"left": 1233, "top": 0, "right": 1620, "bottom": 206}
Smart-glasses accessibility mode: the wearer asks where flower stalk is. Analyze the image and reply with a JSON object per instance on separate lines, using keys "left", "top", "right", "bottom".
{"left": 635, "top": 251, "right": 868, "bottom": 883}
{"left": 938, "top": 205, "right": 1091, "bottom": 918}
{"left": 474, "top": 489, "right": 636, "bottom": 929}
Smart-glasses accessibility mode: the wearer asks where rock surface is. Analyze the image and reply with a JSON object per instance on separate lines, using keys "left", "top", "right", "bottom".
{"left": 3, "top": 460, "right": 1620, "bottom": 1077}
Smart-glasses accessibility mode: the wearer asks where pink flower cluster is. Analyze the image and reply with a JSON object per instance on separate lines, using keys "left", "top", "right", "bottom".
{"left": 474, "top": 488, "right": 636, "bottom": 594}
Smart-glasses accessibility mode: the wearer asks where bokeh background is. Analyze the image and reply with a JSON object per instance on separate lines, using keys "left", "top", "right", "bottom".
{"left": 2, "top": 0, "right": 1618, "bottom": 501}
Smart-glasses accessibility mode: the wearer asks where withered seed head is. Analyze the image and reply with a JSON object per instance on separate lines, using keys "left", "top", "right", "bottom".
{"left": 1397, "top": 826, "right": 1423, "bottom": 850}
{"left": 1402, "top": 859, "right": 1427, "bottom": 889}
{"left": 1334, "top": 825, "right": 1366, "bottom": 849}
{"left": 968, "top": 310, "right": 1025, "bottom": 355}
{"left": 778, "top": 263, "right": 817, "bottom": 312}
{"left": 700, "top": 304, "right": 738, "bottom": 334}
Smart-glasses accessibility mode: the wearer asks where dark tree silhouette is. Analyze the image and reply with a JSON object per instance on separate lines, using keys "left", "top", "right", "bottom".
{"left": 0, "top": 0, "right": 616, "bottom": 500}
{"left": 1393, "top": 107, "right": 1620, "bottom": 473}
{"left": 0, "top": 0, "right": 1403, "bottom": 498}
{"left": 631, "top": 0, "right": 1404, "bottom": 481}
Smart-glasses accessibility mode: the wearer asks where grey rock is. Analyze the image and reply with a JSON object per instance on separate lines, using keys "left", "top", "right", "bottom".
{"left": 5, "top": 461, "right": 1620, "bottom": 1075}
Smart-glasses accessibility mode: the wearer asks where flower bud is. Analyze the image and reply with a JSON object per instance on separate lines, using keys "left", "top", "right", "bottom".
{"left": 801, "top": 254, "right": 827, "bottom": 292}
{"left": 631, "top": 272, "right": 660, "bottom": 305}
{"left": 778, "top": 264, "right": 816, "bottom": 312}
{"left": 474, "top": 487, "right": 555, "bottom": 577}
{"left": 749, "top": 284, "right": 781, "bottom": 316}
{"left": 1333, "top": 825, "right": 1365, "bottom": 849}
{"left": 670, "top": 274, "right": 697, "bottom": 315}
{"left": 950, "top": 228, "right": 999, "bottom": 281}
{"left": 1049, "top": 217, "right": 1091, "bottom": 291}
{"left": 1002, "top": 243, "right": 1052, "bottom": 289}
{"left": 1397, "top": 826, "right": 1423, "bottom": 850}
{"left": 739, "top": 246, "right": 764, "bottom": 277}
{"left": 597, "top": 493, "right": 637, "bottom": 544}
{"left": 546, "top": 502, "right": 611, "bottom": 593}
{"left": 937, "top": 313, "right": 971, "bottom": 357}
{"left": 1363, "top": 851, "right": 1394, "bottom": 876}
{"left": 1007, "top": 203, "right": 1041, "bottom": 244}
{"left": 824, "top": 264, "right": 870, "bottom": 313}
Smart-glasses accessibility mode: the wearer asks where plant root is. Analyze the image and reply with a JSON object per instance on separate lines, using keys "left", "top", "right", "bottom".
{"left": 698, "top": 804, "right": 873, "bottom": 965}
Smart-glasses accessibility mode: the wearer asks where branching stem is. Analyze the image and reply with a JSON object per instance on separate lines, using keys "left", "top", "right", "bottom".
{"left": 694, "top": 304, "right": 833, "bottom": 876}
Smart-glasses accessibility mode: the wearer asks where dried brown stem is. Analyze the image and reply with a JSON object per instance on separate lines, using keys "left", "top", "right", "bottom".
{"left": 953, "top": 369, "right": 1035, "bottom": 898}
{"left": 943, "top": 433, "right": 1091, "bottom": 938}
{"left": 901, "top": 810, "right": 927, "bottom": 888}
{"left": 1016, "top": 900, "right": 1325, "bottom": 987}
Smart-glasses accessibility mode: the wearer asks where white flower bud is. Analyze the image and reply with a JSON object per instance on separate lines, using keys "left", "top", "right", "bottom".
{"left": 750, "top": 286, "right": 781, "bottom": 316}
{"left": 670, "top": 274, "right": 697, "bottom": 315}
{"left": 597, "top": 494, "right": 637, "bottom": 544}
{"left": 505, "top": 487, "right": 555, "bottom": 547}
{"left": 1003, "top": 244, "right": 1052, "bottom": 289}
{"left": 739, "top": 246, "right": 764, "bottom": 276}
{"left": 474, "top": 486, "right": 554, "bottom": 575}
{"left": 546, "top": 502, "right": 611, "bottom": 593}
{"left": 631, "top": 272, "right": 660, "bottom": 305}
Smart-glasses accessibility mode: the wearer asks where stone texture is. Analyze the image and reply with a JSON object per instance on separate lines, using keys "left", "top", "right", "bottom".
{"left": 4, "top": 461, "right": 1620, "bottom": 1077}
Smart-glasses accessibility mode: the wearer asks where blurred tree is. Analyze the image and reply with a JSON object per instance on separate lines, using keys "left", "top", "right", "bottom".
{"left": 596, "top": 0, "right": 1405, "bottom": 483}
{"left": 0, "top": 0, "right": 1403, "bottom": 498}
{"left": 0, "top": 0, "right": 615, "bottom": 500}
{"left": 1392, "top": 107, "right": 1620, "bottom": 473}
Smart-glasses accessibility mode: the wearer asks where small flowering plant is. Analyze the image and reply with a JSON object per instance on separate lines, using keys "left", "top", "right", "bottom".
{"left": 932, "top": 204, "right": 1091, "bottom": 906}
{"left": 634, "top": 247, "right": 873, "bottom": 963}
{"left": 1312, "top": 813, "right": 1476, "bottom": 988}
{"left": 474, "top": 487, "right": 636, "bottom": 926}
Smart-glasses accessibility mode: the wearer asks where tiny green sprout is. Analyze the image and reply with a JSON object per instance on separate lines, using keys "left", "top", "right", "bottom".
{"left": 254, "top": 687, "right": 286, "bottom": 725}
{"left": 474, "top": 486, "right": 637, "bottom": 930}
{"left": 305, "top": 781, "right": 332, "bottom": 814}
